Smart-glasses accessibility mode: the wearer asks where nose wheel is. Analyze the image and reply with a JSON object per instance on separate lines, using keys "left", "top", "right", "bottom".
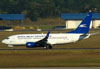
{"left": 8, "top": 45, "right": 14, "bottom": 47}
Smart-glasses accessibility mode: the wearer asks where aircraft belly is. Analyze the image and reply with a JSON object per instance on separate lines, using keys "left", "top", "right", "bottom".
{"left": 48, "top": 39, "right": 71, "bottom": 45}
{"left": 11, "top": 41, "right": 26, "bottom": 45}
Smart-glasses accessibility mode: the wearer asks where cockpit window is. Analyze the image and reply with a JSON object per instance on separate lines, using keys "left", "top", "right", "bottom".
{"left": 6, "top": 38, "right": 9, "bottom": 39}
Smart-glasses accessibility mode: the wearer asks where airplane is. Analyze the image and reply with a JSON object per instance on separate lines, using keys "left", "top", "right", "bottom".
{"left": 2, "top": 13, "right": 94, "bottom": 49}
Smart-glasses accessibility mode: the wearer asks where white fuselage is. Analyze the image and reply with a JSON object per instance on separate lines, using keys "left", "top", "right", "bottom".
{"left": 2, "top": 33, "right": 89, "bottom": 46}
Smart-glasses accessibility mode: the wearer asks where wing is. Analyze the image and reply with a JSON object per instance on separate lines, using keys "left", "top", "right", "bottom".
{"left": 35, "top": 31, "right": 50, "bottom": 46}
{"left": 26, "top": 31, "right": 50, "bottom": 48}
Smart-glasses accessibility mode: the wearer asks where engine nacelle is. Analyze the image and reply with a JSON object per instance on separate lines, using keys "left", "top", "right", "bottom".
{"left": 26, "top": 42, "right": 36, "bottom": 48}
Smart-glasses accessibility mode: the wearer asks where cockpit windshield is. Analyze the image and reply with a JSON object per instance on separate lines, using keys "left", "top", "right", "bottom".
{"left": 6, "top": 38, "right": 9, "bottom": 39}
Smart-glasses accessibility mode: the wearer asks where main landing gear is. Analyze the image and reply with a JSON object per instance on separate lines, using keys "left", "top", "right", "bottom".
{"left": 44, "top": 44, "right": 52, "bottom": 49}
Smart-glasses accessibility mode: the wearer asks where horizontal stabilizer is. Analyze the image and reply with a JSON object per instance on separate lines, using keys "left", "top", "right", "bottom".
{"left": 89, "top": 32, "right": 99, "bottom": 35}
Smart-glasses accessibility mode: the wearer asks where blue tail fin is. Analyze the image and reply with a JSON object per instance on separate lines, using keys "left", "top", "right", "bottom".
{"left": 68, "top": 13, "right": 92, "bottom": 34}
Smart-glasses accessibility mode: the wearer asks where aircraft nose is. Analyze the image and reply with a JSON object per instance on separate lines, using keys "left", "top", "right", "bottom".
{"left": 2, "top": 39, "right": 7, "bottom": 44}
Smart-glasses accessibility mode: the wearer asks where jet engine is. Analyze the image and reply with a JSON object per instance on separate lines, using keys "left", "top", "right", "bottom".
{"left": 26, "top": 42, "right": 36, "bottom": 48}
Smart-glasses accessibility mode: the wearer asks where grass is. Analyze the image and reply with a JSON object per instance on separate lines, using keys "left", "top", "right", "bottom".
{"left": 0, "top": 30, "right": 100, "bottom": 67}
{"left": 21, "top": 25, "right": 57, "bottom": 29}
{"left": 0, "top": 50, "right": 100, "bottom": 67}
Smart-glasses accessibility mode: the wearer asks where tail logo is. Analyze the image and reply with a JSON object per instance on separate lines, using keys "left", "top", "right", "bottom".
{"left": 87, "top": 14, "right": 89, "bottom": 16}
{"left": 79, "top": 24, "right": 87, "bottom": 28}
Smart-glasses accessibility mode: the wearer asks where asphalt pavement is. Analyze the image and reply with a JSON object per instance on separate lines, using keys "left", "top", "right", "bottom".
{"left": 0, "top": 67, "right": 100, "bottom": 69}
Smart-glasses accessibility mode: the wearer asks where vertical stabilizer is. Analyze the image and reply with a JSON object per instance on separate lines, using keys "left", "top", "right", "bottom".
{"left": 68, "top": 13, "right": 92, "bottom": 34}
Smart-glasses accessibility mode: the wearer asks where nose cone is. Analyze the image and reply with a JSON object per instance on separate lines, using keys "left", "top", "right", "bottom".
{"left": 2, "top": 39, "right": 8, "bottom": 44}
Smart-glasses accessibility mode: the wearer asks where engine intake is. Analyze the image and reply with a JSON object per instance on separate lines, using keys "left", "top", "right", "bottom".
{"left": 26, "top": 42, "right": 36, "bottom": 48}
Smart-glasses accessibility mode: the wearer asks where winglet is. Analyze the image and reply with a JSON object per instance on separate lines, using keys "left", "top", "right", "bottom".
{"left": 68, "top": 13, "right": 92, "bottom": 34}
{"left": 45, "top": 31, "right": 50, "bottom": 39}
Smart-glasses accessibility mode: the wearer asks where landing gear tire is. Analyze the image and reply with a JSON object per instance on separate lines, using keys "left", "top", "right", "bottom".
{"left": 48, "top": 45, "right": 52, "bottom": 49}
{"left": 44, "top": 45, "right": 52, "bottom": 50}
